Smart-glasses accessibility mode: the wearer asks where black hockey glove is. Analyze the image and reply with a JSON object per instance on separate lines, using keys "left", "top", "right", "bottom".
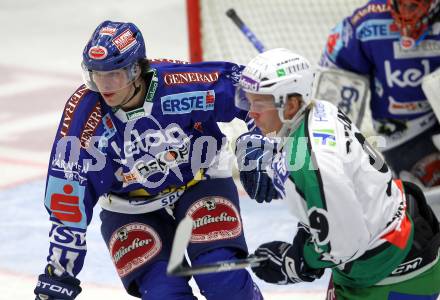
{"left": 252, "top": 224, "right": 324, "bottom": 284}
{"left": 235, "top": 132, "right": 279, "bottom": 203}
{"left": 34, "top": 265, "right": 82, "bottom": 300}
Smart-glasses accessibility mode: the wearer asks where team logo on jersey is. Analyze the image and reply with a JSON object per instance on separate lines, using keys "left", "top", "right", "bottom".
{"left": 98, "top": 114, "right": 116, "bottom": 152}
{"left": 161, "top": 90, "right": 215, "bottom": 114}
{"left": 109, "top": 223, "right": 162, "bottom": 277}
{"left": 149, "top": 58, "right": 190, "bottom": 65}
{"left": 126, "top": 107, "right": 146, "bottom": 121}
{"left": 393, "top": 40, "right": 440, "bottom": 59}
{"left": 325, "top": 22, "right": 346, "bottom": 60}
{"left": 49, "top": 222, "right": 86, "bottom": 250}
{"left": 59, "top": 85, "right": 89, "bottom": 137}
{"left": 193, "top": 121, "right": 204, "bottom": 133}
{"left": 51, "top": 154, "right": 89, "bottom": 184}
{"left": 350, "top": 4, "right": 389, "bottom": 25}
{"left": 164, "top": 71, "right": 220, "bottom": 86}
{"left": 312, "top": 129, "right": 336, "bottom": 147}
{"left": 384, "top": 59, "right": 430, "bottom": 88}
{"left": 80, "top": 102, "right": 102, "bottom": 148}
{"left": 88, "top": 46, "right": 108, "bottom": 60}
{"left": 45, "top": 176, "right": 87, "bottom": 229}
{"left": 114, "top": 167, "right": 140, "bottom": 186}
{"left": 186, "top": 196, "right": 242, "bottom": 243}
{"left": 313, "top": 102, "right": 329, "bottom": 122}
{"left": 356, "top": 19, "right": 398, "bottom": 42}
{"left": 326, "top": 32, "right": 340, "bottom": 55}
{"left": 134, "top": 141, "right": 190, "bottom": 180}
{"left": 388, "top": 96, "right": 432, "bottom": 115}
{"left": 112, "top": 29, "right": 137, "bottom": 53}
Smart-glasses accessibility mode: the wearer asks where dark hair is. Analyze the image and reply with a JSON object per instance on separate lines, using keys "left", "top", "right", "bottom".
{"left": 139, "top": 58, "right": 151, "bottom": 79}
{"left": 287, "top": 93, "right": 303, "bottom": 101}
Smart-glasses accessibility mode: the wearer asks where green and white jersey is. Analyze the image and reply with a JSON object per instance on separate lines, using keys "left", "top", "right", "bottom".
{"left": 280, "top": 100, "right": 413, "bottom": 288}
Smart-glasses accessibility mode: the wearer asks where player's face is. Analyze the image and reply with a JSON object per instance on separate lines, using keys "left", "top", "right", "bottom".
{"left": 246, "top": 92, "right": 283, "bottom": 135}
{"left": 398, "top": 0, "right": 430, "bottom": 20}
{"left": 93, "top": 68, "right": 128, "bottom": 91}
{"left": 98, "top": 81, "right": 136, "bottom": 107}
{"left": 92, "top": 69, "right": 136, "bottom": 107}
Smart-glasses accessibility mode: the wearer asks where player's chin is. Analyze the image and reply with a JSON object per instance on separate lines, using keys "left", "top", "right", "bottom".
{"left": 258, "top": 124, "right": 271, "bottom": 135}
{"left": 102, "top": 93, "right": 118, "bottom": 105}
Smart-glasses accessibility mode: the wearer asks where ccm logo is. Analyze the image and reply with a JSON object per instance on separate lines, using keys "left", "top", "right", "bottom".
{"left": 391, "top": 257, "right": 422, "bottom": 275}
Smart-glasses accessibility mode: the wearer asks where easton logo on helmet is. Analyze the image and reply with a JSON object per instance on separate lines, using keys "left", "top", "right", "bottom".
{"left": 88, "top": 46, "right": 108, "bottom": 60}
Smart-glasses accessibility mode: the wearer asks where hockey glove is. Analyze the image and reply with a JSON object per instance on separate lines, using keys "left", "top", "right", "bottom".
{"left": 34, "top": 265, "right": 82, "bottom": 300}
{"left": 270, "top": 151, "right": 290, "bottom": 199}
{"left": 235, "top": 132, "right": 279, "bottom": 203}
{"left": 252, "top": 224, "right": 324, "bottom": 285}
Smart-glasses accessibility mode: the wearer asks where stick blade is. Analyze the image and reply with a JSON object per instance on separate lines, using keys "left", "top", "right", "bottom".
{"left": 167, "top": 216, "right": 193, "bottom": 274}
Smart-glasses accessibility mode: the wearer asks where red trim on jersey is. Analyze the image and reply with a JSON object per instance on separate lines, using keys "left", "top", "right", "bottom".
{"left": 59, "top": 85, "right": 89, "bottom": 138}
{"left": 186, "top": 0, "right": 203, "bottom": 62}
{"left": 381, "top": 179, "right": 412, "bottom": 250}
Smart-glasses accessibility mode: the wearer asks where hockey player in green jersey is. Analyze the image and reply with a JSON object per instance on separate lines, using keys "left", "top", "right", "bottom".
{"left": 235, "top": 48, "right": 440, "bottom": 300}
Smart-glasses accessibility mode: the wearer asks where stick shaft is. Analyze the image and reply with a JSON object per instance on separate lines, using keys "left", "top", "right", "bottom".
{"left": 169, "top": 256, "right": 267, "bottom": 276}
{"left": 226, "top": 8, "right": 265, "bottom": 53}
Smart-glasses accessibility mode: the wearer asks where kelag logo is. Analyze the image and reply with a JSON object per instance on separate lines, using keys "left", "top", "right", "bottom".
{"left": 161, "top": 90, "right": 215, "bottom": 114}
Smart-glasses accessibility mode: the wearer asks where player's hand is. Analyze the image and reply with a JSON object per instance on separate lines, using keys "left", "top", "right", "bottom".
{"left": 34, "top": 265, "right": 82, "bottom": 300}
{"left": 252, "top": 224, "right": 324, "bottom": 284}
{"left": 235, "top": 132, "right": 279, "bottom": 202}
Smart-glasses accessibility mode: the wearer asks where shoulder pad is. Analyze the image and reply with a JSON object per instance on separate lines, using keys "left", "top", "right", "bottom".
{"left": 58, "top": 85, "right": 102, "bottom": 141}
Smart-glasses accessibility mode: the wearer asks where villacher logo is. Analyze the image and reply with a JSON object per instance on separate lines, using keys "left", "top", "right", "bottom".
{"left": 186, "top": 196, "right": 242, "bottom": 243}
{"left": 109, "top": 223, "right": 162, "bottom": 277}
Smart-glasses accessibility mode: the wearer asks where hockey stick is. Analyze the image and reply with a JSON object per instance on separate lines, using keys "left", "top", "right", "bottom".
{"left": 167, "top": 216, "right": 267, "bottom": 276}
{"left": 226, "top": 8, "right": 266, "bottom": 53}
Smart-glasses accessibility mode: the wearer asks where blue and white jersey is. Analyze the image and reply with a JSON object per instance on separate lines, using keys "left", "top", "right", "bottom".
{"left": 43, "top": 59, "right": 246, "bottom": 277}
{"left": 320, "top": 0, "right": 440, "bottom": 149}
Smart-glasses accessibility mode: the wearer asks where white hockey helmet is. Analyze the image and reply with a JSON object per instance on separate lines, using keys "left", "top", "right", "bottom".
{"left": 236, "top": 48, "right": 315, "bottom": 121}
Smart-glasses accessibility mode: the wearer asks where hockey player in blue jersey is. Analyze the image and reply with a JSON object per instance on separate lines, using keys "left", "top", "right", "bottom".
{"left": 33, "top": 20, "right": 263, "bottom": 300}
{"left": 320, "top": 0, "right": 440, "bottom": 188}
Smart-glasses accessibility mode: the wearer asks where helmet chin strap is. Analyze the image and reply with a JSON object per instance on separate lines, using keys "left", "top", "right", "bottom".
{"left": 117, "top": 80, "right": 142, "bottom": 110}
{"left": 276, "top": 103, "right": 308, "bottom": 138}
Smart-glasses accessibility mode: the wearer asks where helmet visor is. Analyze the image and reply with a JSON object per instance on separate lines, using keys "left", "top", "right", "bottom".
{"left": 81, "top": 62, "right": 140, "bottom": 93}
{"left": 235, "top": 88, "right": 278, "bottom": 113}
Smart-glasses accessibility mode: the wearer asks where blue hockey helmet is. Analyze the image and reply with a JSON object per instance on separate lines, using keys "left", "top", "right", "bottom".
{"left": 82, "top": 20, "right": 146, "bottom": 92}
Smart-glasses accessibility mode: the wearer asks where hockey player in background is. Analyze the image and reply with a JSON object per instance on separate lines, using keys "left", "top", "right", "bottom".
{"left": 33, "top": 20, "right": 263, "bottom": 300}
{"left": 320, "top": 0, "right": 440, "bottom": 188}
{"left": 235, "top": 48, "right": 440, "bottom": 299}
